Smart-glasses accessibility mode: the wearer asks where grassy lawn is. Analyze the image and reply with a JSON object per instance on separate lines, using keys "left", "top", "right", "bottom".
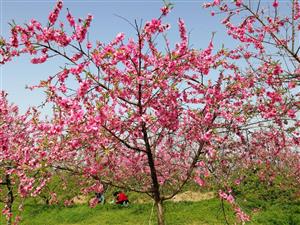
{"left": 1, "top": 199, "right": 235, "bottom": 225}
{"left": 1, "top": 198, "right": 300, "bottom": 225}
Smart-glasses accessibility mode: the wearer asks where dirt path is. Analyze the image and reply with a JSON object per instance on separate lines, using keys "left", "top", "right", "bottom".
{"left": 171, "top": 191, "right": 214, "bottom": 202}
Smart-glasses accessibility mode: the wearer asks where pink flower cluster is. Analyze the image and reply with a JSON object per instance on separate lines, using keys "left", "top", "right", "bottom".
{"left": 48, "top": 0, "right": 63, "bottom": 25}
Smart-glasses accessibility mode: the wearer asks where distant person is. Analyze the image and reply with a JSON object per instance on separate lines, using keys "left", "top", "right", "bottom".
{"left": 95, "top": 192, "right": 105, "bottom": 204}
{"left": 113, "top": 191, "right": 129, "bottom": 205}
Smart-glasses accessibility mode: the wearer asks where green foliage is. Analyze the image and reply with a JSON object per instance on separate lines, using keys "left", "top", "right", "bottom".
{"left": 31, "top": 171, "right": 83, "bottom": 205}
{"left": 233, "top": 168, "right": 299, "bottom": 211}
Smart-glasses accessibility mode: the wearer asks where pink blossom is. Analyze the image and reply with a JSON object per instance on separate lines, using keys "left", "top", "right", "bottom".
{"left": 272, "top": 0, "right": 279, "bottom": 8}
{"left": 235, "top": 0, "right": 242, "bottom": 7}
{"left": 234, "top": 207, "right": 250, "bottom": 222}
{"left": 89, "top": 197, "right": 99, "bottom": 208}
{"left": 287, "top": 109, "right": 296, "bottom": 118}
{"left": 160, "top": 6, "right": 171, "bottom": 16}
{"left": 87, "top": 42, "right": 92, "bottom": 49}
{"left": 31, "top": 54, "right": 48, "bottom": 64}
{"left": 66, "top": 12, "right": 75, "bottom": 27}
{"left": 48, "top": 0, "right": 63, "bottom": 25}
{"left": 194, "top": 177, "right": 205, "bottom": 186}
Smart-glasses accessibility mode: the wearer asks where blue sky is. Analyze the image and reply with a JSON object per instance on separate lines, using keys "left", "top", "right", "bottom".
{"left": 1, "top": 0, "right": 233, "bottom": 114}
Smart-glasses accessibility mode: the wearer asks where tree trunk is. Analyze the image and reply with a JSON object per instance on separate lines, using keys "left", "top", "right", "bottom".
{"left": 5, "top": 174, "right": 13, "bottom": 225}
{"left": 155, "top": 199, "right": 165, "bottom": 225}
{"left": 141, "top": 122, "right": 165, "bottom": 225}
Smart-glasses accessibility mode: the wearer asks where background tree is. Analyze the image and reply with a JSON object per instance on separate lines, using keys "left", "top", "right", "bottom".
{"left": 0, "top": 91, "right": 50, "bottom": 225}
{"left": 199, "top": 0, "right": 300, "bottom": 222}
{"left": 204, "top": 0, "right": 300, "bottom": 142}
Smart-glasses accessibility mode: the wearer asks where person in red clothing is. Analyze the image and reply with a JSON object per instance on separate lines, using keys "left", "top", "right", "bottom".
{"left": 113, "top": 191, "right": 129, "bottom": 205}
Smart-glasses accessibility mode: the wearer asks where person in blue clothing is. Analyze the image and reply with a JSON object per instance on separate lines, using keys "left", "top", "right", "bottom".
{"left": 95, "top": 192, "right": 105, "bottom": 204}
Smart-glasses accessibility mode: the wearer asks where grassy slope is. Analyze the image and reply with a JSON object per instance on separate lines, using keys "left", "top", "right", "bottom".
{"left": 1, "top": 198, "right": 300, "bottom": 225}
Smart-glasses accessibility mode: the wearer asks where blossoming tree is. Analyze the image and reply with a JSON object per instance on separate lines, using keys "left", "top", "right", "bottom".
{"left": 199, "top": 0, "right": 300, "bottom": 222}
{"left": 1, "top": 0, "right": 299, "bottom": 224}
{"left": 204, "top": 0, "right": 300, "bottom": 140}
{"left": 0, "top": 92, "right": 50, "bottom": 225}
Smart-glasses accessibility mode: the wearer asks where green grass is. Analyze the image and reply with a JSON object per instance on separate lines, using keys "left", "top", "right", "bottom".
{"left": 1, "top": 199, "right": 299, "bottom": 225}
{"left": 2, "top": 199, "right": 235, "bottom": 225}
{"left": 250, "top": 201, "right": 300, "bottom": 225}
